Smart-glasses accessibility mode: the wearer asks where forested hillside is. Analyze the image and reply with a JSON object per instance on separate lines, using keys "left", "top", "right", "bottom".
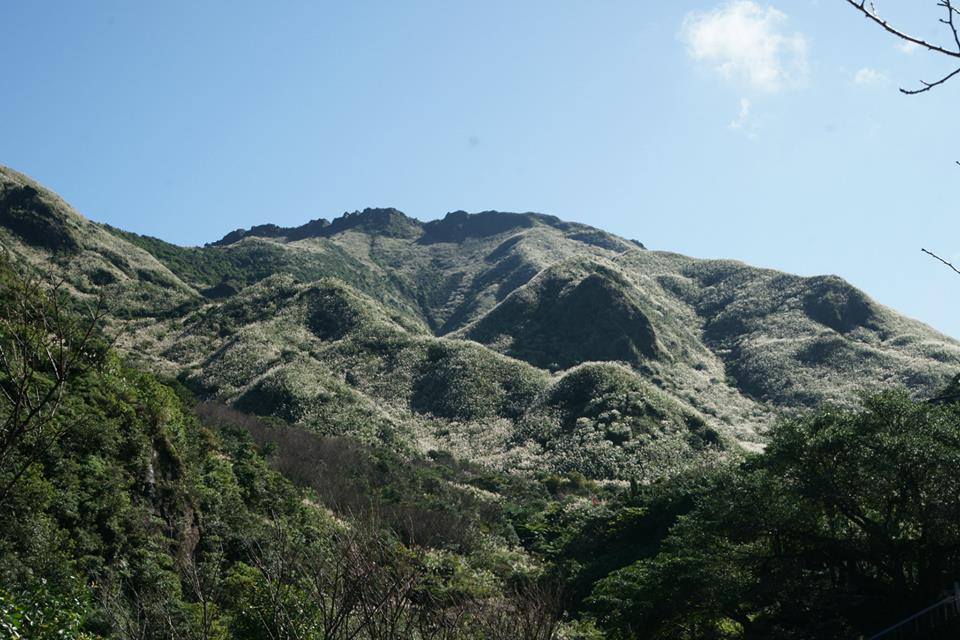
{"left": 4, "top": 165, "right": 960, "bottom": 638}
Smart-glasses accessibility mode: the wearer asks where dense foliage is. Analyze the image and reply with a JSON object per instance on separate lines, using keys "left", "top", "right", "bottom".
{"left": 0, "top": 263, "right": 573, "bottom": 639}
{"left": 574, "top": 393, "right": 960, "bottom": 639}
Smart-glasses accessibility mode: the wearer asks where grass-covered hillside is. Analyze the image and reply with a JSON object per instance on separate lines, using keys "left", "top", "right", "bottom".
{"left": 0, "top": 167, "right": 196, "bottom": 321}
{"left": 6, "top": 165, "right": 960, "bottom": 639}
{"left": 4, "top": 164, "right": 960, "bottom": 478}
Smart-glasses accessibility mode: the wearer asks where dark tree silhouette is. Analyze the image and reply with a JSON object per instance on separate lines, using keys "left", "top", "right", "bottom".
{"left": 844, "top": 1, "right": 960, "bottom": 93}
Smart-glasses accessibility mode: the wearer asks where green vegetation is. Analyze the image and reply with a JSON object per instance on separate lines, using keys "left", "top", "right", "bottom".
{"left": 577, "top": 391, "right": 960, "bottom": 639}
{"left": 0, "top": 260, "right": 573, "bottom": 639}
{"left": 0, "top": 180, "right": 79, "bottom": 253}
{"left": 525, "top": 363, "right": 724, "bottom": 481}
{"left": 411, "top": 341, "right": 548, "bottom": 421}
{"left": 161, "top": 273, "right": 719, "bottom": 481}
{"left": 460, "top": 260, "right": 661, "bottom": 370}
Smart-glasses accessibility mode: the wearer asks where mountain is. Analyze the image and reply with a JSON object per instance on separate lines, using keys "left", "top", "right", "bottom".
{"left": 3, "top": 164, "right": 959, "bottom": 482}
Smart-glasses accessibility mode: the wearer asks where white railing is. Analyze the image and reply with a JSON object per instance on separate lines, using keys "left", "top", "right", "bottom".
{"left": 869, "top": 584, "right": 960, "bottom": 639}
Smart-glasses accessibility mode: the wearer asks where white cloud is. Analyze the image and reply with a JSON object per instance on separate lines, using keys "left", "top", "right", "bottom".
{"left": 681, "top": 1, "right": 809, "bottom": 93}
{"left": 729, "top": 97, "right": 751, "bottom": 129}
{"left": 898, "top": 41, "right": 920, "bottom": 54}
{"left": 853, "top": 67, "right": 888, "bottom": 86}
{"left": 728, "top": 97, "right": 759, "bottom": 138}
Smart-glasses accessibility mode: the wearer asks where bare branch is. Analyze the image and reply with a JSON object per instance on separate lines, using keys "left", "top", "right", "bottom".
{"left": 921, "top": 248, "right": 960, "bottom": 275}
{"left": 845, "top": 0, "right": 960, "bottom": 59}
{"left": 900, "top": 65, "right": 960, "bottom": 94}
{"left": 845, "top": 0, "right": 960, "bottom": 92}
{"left": 941, "top": 0, "right": 960, "bottom": 51}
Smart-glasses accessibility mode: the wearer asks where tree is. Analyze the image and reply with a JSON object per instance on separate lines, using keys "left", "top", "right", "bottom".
{"left": 844, "top": 1, "right": 960, "bottom": 93}
{"left": 842, "top": 2, "right": 960, "bottom": 273}
{"left": 0, "top": 257, "right": 105, "bottom": 504}
{"left": 478, "top": 580, "right": 564, "bottom": 640}
{"left": 586, "top": 392, "right": 960, "bottom": 639}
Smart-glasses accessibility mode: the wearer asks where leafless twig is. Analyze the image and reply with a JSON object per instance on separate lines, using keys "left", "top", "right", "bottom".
{"left": 921, "top": 248, "right": 960, "bottom": 275}
{"left": 844, "top": 0, "right": 960, "bottom": 93}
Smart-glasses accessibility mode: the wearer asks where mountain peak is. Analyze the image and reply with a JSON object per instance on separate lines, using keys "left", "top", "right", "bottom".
{"left": 325, "top": 207, "right": 422, "bottom": 238}
{"left": 208, "top": 218, "right": 332, "bottom": 246}
{"left": 419, "top": 210, "right": 538, "bottom": 244}
{"left": 209, "top": 207, "right": 422, "bottom": 246}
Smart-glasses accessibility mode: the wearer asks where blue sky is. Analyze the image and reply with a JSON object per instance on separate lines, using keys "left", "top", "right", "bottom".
{"left": 2, "top": 1, "right": 960, "bottom": 337}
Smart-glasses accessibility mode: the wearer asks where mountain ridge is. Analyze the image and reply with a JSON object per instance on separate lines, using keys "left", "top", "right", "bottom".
{"left": 207, "top": 205, "right": 646, "bottom": 250}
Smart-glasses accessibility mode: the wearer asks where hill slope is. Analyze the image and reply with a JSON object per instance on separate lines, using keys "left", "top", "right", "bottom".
{"left": 3, "top": 165, "right": 958, "bottom": 481}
